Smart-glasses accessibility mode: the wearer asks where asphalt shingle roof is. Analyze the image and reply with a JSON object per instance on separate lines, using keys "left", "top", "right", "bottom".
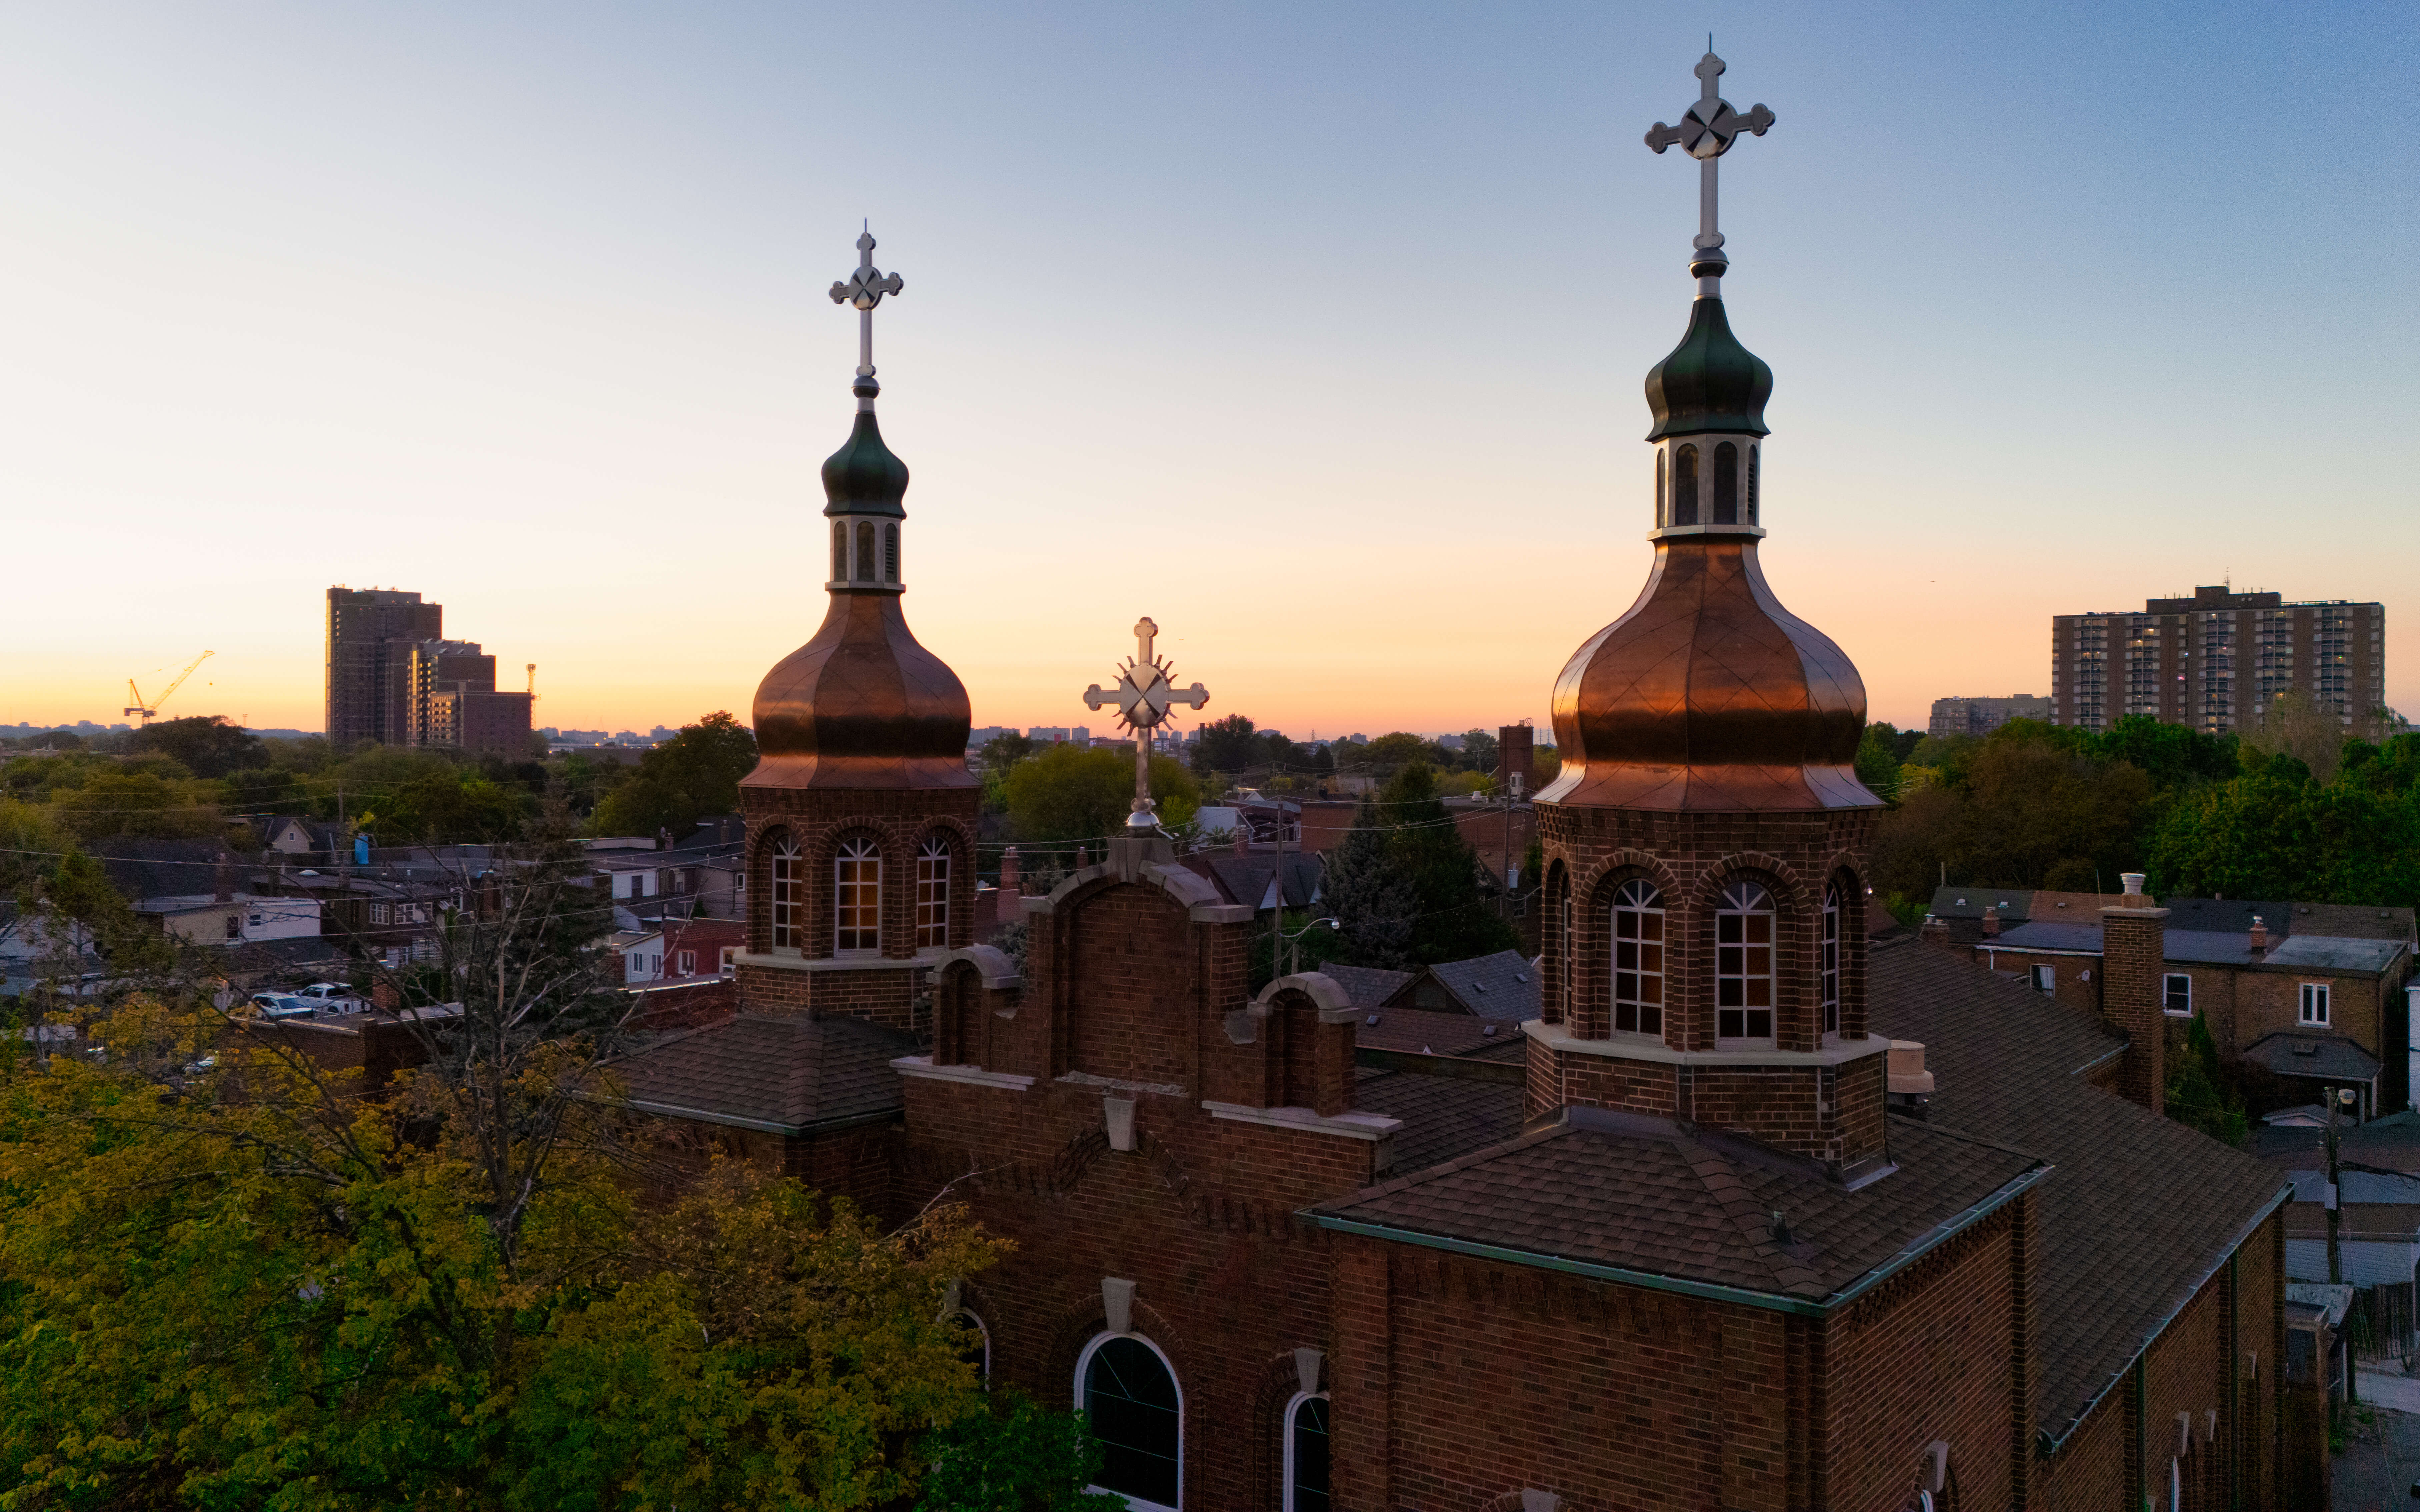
{"left": 1417, "top": 950, "right": 1542, "bottom": 1022}
{"left": 1866, "top": 938, "right": 2292, "bottom": 1445}
{"left": 1352, "top": 1071, "right": 1527, "bottom": 1177}
{"left": 1354, "top": 1006, "right": 1517, "bottom": 1057}
{"left": 1318, "top": 963, "right": 1417, "bottom": 1008}
{"left": 609, "top": 1015, "right": 916, "bottom": 1132}
{"left": 2240, "top": 1032, "right": 2383, "bottom": 1083}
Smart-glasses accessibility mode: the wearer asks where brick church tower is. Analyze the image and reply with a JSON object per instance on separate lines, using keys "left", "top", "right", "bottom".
{"left": 732, "top": 231, "right": 980, "bottom": 1030}
{"left": 1528, "top": 99, "right": 1890, "bottom": 1173}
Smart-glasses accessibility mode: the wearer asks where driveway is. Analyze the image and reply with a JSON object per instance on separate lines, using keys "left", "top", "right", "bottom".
{"left": 2338, "top": 1389, "right": 2420, "bottom": 1511}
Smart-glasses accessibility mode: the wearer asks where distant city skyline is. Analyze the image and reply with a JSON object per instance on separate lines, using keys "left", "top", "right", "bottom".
{"left": 2, "top": 6, "right": 2412, "bottom": 737}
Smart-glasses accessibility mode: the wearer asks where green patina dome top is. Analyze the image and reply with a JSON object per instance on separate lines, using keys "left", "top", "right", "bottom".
{"left": 1644, "top": 296, "right": 1771, "bottom": 441}
{"left": 821, "top": 407, "right": 908, "bottom": 519}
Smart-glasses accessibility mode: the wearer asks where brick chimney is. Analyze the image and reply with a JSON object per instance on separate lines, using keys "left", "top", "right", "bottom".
{"left": 1981, "top": 903, "right": 2000, "bottom": 938}
{"left": 2099, "top": 872, "right": 2170, "bottom": 1116}
{"left": 999, "top": 845, "right": 1021, "bottom": 897}
{"left": 213, "top": 849, "right": 234, "bottom": 904}
{"left": 1919, "top": 914, "right": 1956, "bottom": 954}
{"left": 1496, "top": 722, "right": 1536, "bottom": 796}
{"left": 2248, "top": 913, "right": 2269, "bottom": 955}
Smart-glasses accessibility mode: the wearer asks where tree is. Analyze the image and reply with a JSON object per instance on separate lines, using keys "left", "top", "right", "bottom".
{"left": 1457, "top": 729, "right": 1499, "bottom": 777}
{"left": 1322, "top": 794, "right": 1416, "bottom": 970}
{"left": 219, "top": 765, "right": 303, "bottom": 813}
{"left": 1191, "top": 715, "right": 1260, "bottom": 776}
{"left": 357, "top": 767, "right": 533, "bottom": 845}
{"left": 1361, "top": 732, "right": 1430, "bottom": 771}
{"left": 1004, "top": 746, "right": 1200, "bottom": 846}
{"left": 982, "top": 731, "right": 1038, "bottom": 774}
{"left": 50, "top": 770, "right": 228, "bottom": 841}
{"left": 1855, "top": 722, "right": 1905, "bottom": 802}
{"left": 1375, "top": 763, "right": 1521, "bottom": 964}
{"left": 2241, "top": 689, "right": 2359, "bottom": 785}
{"left": 128, "top": 715, "right": 266, "bottom": 779}
{"left": 589, "top": 711, "right": 758, "bottom": 840}
{"left": 0, "top": 841, "right": 1112, "bottom": 1509}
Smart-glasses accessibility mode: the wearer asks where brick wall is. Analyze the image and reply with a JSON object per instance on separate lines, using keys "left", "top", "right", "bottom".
{"left": 738, "top": 784, "right": 979, "bottom": 960}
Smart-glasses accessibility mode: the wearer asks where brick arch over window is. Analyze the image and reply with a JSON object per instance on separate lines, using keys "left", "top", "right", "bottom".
{"left": 1044, "top": 1291, "right": 1193, "bottom": 1409}
{"left": 1244, "top": 1349, "right": 1328, "bottom": 1512}
{"left": 1687, "top": 858, "right": 1812, "bottom": 1051}
{"left": 1564, "top": 854, "right": 1683, "bottom": 1042}
{"left": 935, "top": 956, "right": 989, "bottom": 1067}
{"left": 1822, "top": 861, "right": 1869, "bottom": 1041}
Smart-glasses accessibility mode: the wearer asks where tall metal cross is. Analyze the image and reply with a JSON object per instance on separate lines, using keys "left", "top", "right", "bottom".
{"left": 829, "top": 226, "right": 904, "bottom": 408}
{"left": 1083, "top": 616, "right": 1210, "bottom": 833}
{"left": 1644, "top": 51, "right": 1774, "bottom": 287}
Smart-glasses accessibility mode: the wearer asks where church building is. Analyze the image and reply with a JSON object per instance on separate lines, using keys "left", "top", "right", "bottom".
{"left": 620, "top": 55, "right": 2300, "bottom": 1512}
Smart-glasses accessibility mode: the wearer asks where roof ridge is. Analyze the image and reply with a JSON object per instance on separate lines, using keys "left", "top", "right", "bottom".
{"left": 1670, "top": 1130, "right": 1829, "bottom": 1298}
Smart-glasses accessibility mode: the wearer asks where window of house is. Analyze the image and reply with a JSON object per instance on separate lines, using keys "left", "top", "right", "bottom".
{"left": 855, "top": 521, "right": 876, "bottom": 582}
{"left": 248, "top": 911, "right": 264, "bottom": 929}
{"left": 771, "top": 841, "right": 802, "bottom": 950}
{"left": 836, "top": 838, "right": 881, "bottom": 953}
{"left": 2163, "top": 973, "right": 2192, "bottom": 1015}
{"left": 916, "top": 837, "right": 950, "bottom": 950}
{"left": 415, "top": 936, "right": 436, "bottom": 962}
{"left": 224, "top": 915, "right": 240, "bottom": 940}
{"left": 1285, "top": 1392, "right": 1330, "bottom": 1512}
{"left": 1713, "top": 440, "right": 1739, "bottom": 524}
{"left": 2301, "top": 982, "right": 2330, "bottom": 1025}
{"left": 1672, "top": 445, "right": 1699, "bottom": 526}
{"left": 719, "top": 946, "right": 737, "bottom": 976}
{"left": 1078, "top": 1334, "right": 1181, "bottom": 1511}
{"left": 1716, "top": 881, "right": 1775, "bottom": 1042}
{"left": 370, "top": 903, "right": 390, "bottom": 925}
{"left": 1610, "top": 878, "right": 1664, "bottom": 1036}
{"left": 1821, "top": 885, "right": 1841, "bottom": 1037}
{"left": 676, "top": 950, "right": 695, "bottom": 977}
{"left": 2031, "top": 964, "right": 2055, "bottom": 994}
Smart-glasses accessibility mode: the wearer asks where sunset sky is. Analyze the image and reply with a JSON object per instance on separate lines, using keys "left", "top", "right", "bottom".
{"left": 2, "top": 3, "right": 2413, "bottom": 741}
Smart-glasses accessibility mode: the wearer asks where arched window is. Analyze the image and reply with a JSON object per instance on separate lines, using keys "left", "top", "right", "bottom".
{"left": 916, "top": 836, "right": 950, "bottom": 950}
{"left": 1077, "top": 1334, "right": 1181, "bottom": 1510}
{"left": 1713, "top": 441, "right": 1739, "bottom": 524}
{"left": 1747, "top": 444, "right": 1760, "bottom": 523}
{"left": 1716, "top": 880, "right": 1775, "bottom": 1042}
{"left": 1611, "top": 878, "right": 1664, "bottom": 1036}
{"left": 885, "top": 523, "right": 900, "bottom": 583}
{"left": 954, "top": 1310, "right": 990, "bottom": 1385}
{"left": 854, "top": 520, "right": 876, "bottom": 582}
{"left": 770, "top": 839, "right": 802, "bottom": 951}
{"left": 1673, "top": 445, "right": 1699, "bottom": 526}
{"left": 1821, "top": 884, "right": 1842, "bottom": 1038}
{"left": 1284, "top": 1392, "right": 1330, "bottom": 1512}
{"left": 830, "top": 522, "right": 847, "bottom": 581}
{"left": 1655, "top": 448, "right": 1667, "bottom": 527}
{"left": 835, "top": 838, "right": 880, "bottom": 953}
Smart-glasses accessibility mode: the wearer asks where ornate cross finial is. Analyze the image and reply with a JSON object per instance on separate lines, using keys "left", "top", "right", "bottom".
{"left": 1645, "top": 51, "right": 1774, "bottom": 292}
{"left": 1083, "top": 616, "right": 1210, "bottom": 833}
{"left": 829, "top": 226, "right": 904, "bottom": 409}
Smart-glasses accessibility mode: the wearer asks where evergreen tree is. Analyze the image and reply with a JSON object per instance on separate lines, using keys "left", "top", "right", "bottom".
{"left": 1377, "top": 763, "right": 1522, "bottom": 965}
{"left": 1323, "top": 794, "right": 1415, "bottom": 970}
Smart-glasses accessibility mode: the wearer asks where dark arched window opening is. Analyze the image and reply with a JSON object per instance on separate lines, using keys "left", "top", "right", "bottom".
{"left": 830, "top": 522, "right": 847, "bottom": 581}
{"left": 885, "top": 523, "right": 900, "bottom": 582}
{"left": 1655, "top": 449, "right": 1667, "bottom": 527}
{"left": 1821, "top": 884, "right": 1842, "bottom": 1037}
{"left": 1747, "top": 444, "right": 1760, "bottom": 523}
{"left": 1081, "top": 1335, "right": 1181, "bottom": 1509}
{"left": 954, "top": 1310, "right": 990, "bottom": 1385}
{"left": 1286, "top": 1393, "right": 1330, "bottom": 1512}
{"left": 854, "top": 521, "right": 876, "bottom": 582}
{"left": 1673, "top": 446, "right": 1699, "bottom": 525}
{"left": 1717, "top": 880, "right": 1775, "bottom": 1042}
{"left": 1713, "top": 441, "right": 1739, "bottom": 524}
{"left": 1611, "top": 878, "right": 1664, "bottom": 1036}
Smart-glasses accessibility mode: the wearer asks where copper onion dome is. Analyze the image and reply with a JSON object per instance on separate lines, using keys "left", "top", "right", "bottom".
{"left": 1536, "top": 295, "right": 1878, "bottom": 813}
{"left": 742, "top": 370, "right": 974, "bottom": 791}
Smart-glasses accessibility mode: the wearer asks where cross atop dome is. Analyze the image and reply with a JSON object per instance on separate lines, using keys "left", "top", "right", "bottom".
{"left": 1645, "top": 50, "right": 1775, "bottom": 293}
{"left": 830, "top": 226, "right": 905, "bottom": 410}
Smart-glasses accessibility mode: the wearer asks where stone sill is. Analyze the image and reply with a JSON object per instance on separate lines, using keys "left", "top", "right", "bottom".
{"left": 1522, "top": 1019, "right": 1888, "bottom": 1068}
{"left": 734, "top": 948, "right": 947, "bottom": 974}
{"left": 1201, "top": 1100, "right": 1403, "bottom": 1141}
{"left": 892, "top": 1056, "right": 1034, "bottom": 1091}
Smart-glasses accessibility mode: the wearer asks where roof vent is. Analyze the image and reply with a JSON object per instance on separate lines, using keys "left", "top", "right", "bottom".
{"left": 1365, "top": 1013, "right": 1380, "bottom": 1026}
{"left": 1483, "top": 1024, "right": 1498, "bottom": 1037}
{"left": 1887, "top": 1040, "right": 1936, "bottom": 1095}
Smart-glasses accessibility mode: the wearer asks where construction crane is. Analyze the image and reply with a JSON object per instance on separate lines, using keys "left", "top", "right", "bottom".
{"left": 124, "top": 650, "right": 214, "bottom": 723}
{"left": 525, "top": 663, "right": 539, "bottom": 700}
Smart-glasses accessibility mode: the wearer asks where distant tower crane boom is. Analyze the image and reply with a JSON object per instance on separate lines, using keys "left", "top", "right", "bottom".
{"left": 123, "top": 650, "right": 215, "bottom": 723}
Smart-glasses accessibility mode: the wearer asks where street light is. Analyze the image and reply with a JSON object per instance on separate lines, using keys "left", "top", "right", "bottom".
{"left": 1278, "top": 916, "right": 1341, "bottom": 979}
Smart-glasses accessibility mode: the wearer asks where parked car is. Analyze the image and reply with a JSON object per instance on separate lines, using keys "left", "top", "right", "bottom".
{"left": 245, "top": 992, "right": 316, "bottom": 1020}
{"left": 294, "top": 983, "right": 365, "bottom": 1013}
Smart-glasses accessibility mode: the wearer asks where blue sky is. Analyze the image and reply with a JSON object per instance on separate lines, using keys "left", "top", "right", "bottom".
{"left": 1, "top": 2, "right": 2412, "bottom": 737}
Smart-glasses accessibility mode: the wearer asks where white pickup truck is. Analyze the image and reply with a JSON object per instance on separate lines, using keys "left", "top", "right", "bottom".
{"left": 292, "top": 982, "right": 368, "bottom": 1014}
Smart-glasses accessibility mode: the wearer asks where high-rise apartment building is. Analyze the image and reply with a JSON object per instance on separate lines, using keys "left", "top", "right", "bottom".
{"left": 2051, "top": 585, "right": 2385, "bottom": 734}
{"left": 324, "top": 588, "right": 533, "bottom": 757}
{"left": 325, "top": 588, "right": 442, "bottom": 748}
{"left": 1928, "top": 694, "right": 2052, "bottom": 737}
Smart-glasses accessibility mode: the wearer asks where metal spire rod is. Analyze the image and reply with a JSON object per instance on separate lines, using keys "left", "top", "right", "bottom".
{"left": 830, "top": 225, "right": 904, "bottom": 411}
{"left": 1645, "top": 51, "right": 1775, "bottom": 295}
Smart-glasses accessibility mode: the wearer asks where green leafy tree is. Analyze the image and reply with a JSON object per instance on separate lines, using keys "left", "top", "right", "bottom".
{"left": 50, "top": 770, "right": 228, "bottom": 841}
{"left": 1191, "top": 715, "right": 1260, "bottom": 776}
{"left": 357, "top": 768, "right": 533, "bottom": 845}
{"left": 219, "top": 765, "right": 303, "bottom": 813}
{"left": 2165, "top": 1011, "right": 2248, "bottom": 1147}
{"left": 1004, "top": 746, "right": 1199, "bottom": 845}
{"left": 1457, "top": 729, "right": 1500, "bottom": 776}
{"left": 1855, "top": 722, "right": 1905, "bottom": 803}
{"left": 589, "top": 711, "right": 758, "bottom": 840}
{"left": 1361, "top": 732, "right": 1430, "bottom": 771}
{"left": 1376, "top": 762, "right": 1521, "bottom": 965}
{"left": 128, "top": 715, "right": 266, "bottom": 779}
{"left": 1322, "top": 794, "right": 1416, "bottom": 970}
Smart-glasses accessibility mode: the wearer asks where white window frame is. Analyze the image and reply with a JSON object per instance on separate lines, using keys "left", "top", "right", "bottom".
{"left": 1820, "top": 884, "right": 1841, "bottom": 1039}
{"left": 1073, "top": 1331, "right": 1183, "bottom": 1512}
{"left": 2030, "top": 964, "right": 2055, "bottom": 994}
{"left": 956, "top": 1309, "right": 990, "bottom": 1385}
{"left": 1715, "top": 880, "right": 1776, "bottom": 1045}
{"left": 2163, "top": 972, "right": 2193, "bottom": 1017}
{"left": 1609, "top": 877, "right": 1665, "bottom": 1038}
{"left": 836, "top": 837, "right": 881, "bottom": 955}
{"left": 2300, "top": 981, "right": 2331, "bottom": 1026}
{"left": 916, "top": 836, "right": 951, "bottom": 950}
{"left": 719, "top": 945, "right": 737, "bottom": 977}
{"left": 770, "top": 840, "right": 802, "bottom": 952}
{"left": 676, "top": 950, "right": 695, "bottom": 977}
{"left": 1282, "top": 1389, "right": 1331, "bottom": 1512}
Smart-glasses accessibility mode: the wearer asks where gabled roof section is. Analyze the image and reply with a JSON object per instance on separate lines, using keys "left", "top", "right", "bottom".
{"left": 1407, "top": 950, "right": 1541, "bottom": 1022}
{"left": 1867, "top": 937, "right": 2293, "bottom": 1447}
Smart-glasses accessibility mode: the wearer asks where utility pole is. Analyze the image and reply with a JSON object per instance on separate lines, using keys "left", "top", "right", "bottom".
{"left": 2328, "top": 1083, "right": 2358, "bottom": 1405}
